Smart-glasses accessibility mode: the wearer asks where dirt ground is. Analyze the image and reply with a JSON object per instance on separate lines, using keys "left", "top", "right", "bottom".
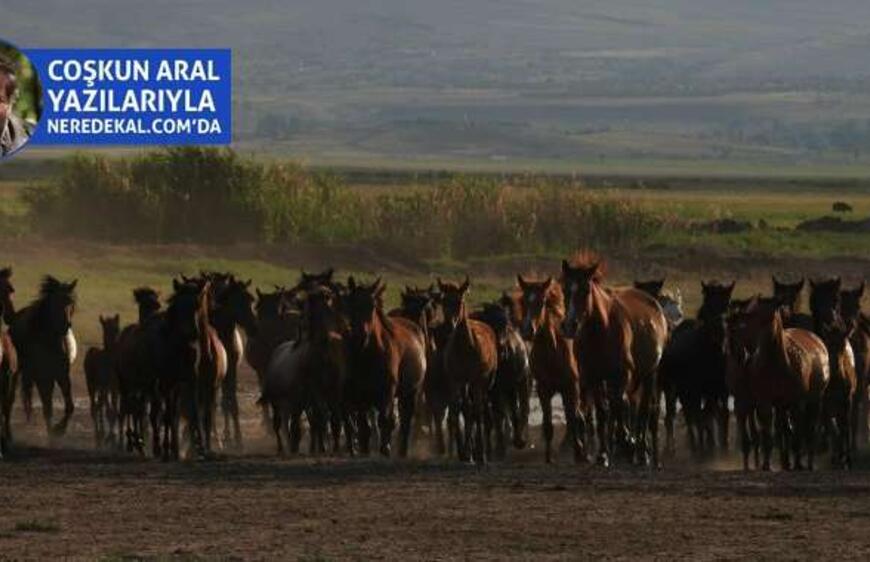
{"left": 1, "top": 366, "right": 870, "bottom": 561}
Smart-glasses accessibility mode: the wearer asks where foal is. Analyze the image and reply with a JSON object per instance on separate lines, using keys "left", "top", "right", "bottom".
{"left": 84, "top": 314, "right": 121, "bottom": 447}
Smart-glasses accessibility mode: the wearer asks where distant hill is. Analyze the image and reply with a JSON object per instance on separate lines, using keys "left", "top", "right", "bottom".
{"left": 7, "top": 0, "right": 870, "bottom": 172}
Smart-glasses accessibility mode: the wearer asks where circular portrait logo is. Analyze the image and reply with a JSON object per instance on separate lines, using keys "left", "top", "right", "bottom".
{"left": 0, "top": 40, "right": 41, "bottom": 159}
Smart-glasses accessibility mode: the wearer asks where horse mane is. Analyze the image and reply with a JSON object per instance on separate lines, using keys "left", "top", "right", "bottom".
{"left": 567, "top": 250, "right": 607, "bottom": 280}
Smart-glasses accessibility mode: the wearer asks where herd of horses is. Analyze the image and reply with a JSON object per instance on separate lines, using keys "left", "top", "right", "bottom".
{"left": 0, "top": 255, "right": 868, "bottom": 471}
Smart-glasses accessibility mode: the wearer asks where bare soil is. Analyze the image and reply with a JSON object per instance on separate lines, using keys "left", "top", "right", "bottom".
{"left": 3, "top": 366, "right": 870, "bottom": 561}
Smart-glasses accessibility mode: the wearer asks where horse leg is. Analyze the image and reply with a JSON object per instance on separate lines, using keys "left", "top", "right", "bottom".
{"left": 397, "top": 391, "right": 416, "bottom": 459}
{"left": 3, "top": 370, "right": 17, "bottom": 445}
{"left": 21, "top": 370, "right": 33, "bottom": 423}
{"left": 664, "top": 384, "right": 676, "bottom": 457}
{"left": 432, "top": 403, "right": 447, "bottom": 457}
{"left": 35, "top": 376, "right": 55, "bottom": 442}
{"left": 757, "top": 405, "right": 773, "bottom": 471}
{"left": 718, "top": 395, "right": 730, "bottom": 452}
{"left": 150, "top": 394, "right": 162, "bottom": 459}
{"left": 540, "top": 391, "right": 554, "bottom": 463}
{"left": 515, "top": 379, "right": 531, "bottom": 450}
{"left": 53, "top": 370, "right": 75, "bottom": 438}
{"left": 648, "top": 386, "right": 661, "bottom": 469}
{"left": 775, "top": 407, "right": 792, "bottom": 471}
{"left": 736, "top": 405, "right": 751, "bottom": 471}
{"left": 89, "top": 385, "right": 100, "bottom": 448}
{"left": 490, "top": 390, "right": 506, "bottom": 461}
{"left": 476, "top": 390, "right": 488, "bottom": 465}
{"left": 356, "top": 410, "right": 371, "bottom": 456}
{"left": 594, "top": 386, "right": 611, "bottom": 467}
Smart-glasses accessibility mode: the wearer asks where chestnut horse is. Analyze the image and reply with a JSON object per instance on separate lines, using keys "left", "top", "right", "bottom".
{"left": 773, "top": 276, "right": 814, "bottom": 331}
{"left": 9, "top": 276, "right": 78, "bottom": 439}
{"left": 820, "top": 317, "right": 857, "bottom": 468}
{"left": 516, "top": 275, "right": 585, "bottom": 463}
{"left": 744, "top": 296, "right": 829, "bottom": 471}
{"left": 562, "top": 255, "right": 668, "bottom": 467}
{"left": 345, "top": 277, "right": 427, "bottom": 457}
{"left": 840, "top": 282, "right": 870, "bottom": 448}
{"left": 439, "top": 277, "right": 498, "bottom": 464}
{"left": 84, "top": 314, "right": 121, "bottom": 447}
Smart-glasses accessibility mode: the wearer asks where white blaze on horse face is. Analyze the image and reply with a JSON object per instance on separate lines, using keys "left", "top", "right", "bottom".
{"left": 65, "top": 329, "right": 78, "bottom": 365}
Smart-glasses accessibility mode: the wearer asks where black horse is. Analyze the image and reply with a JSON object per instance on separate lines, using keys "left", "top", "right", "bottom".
{"left": 9, "top": 276, "right": 78, "bottom": 439}
{"left": 659, "top": 281, "right": 734, "bottom": 457}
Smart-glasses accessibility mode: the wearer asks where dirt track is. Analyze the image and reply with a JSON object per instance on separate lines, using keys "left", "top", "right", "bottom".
{"left": 5, "top": 376, "right": 870, "bottom": 561}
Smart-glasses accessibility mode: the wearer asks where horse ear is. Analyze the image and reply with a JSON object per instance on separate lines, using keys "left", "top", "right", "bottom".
{"left": 561, "top": 260, "right": 570, "bottom": 276}
{"left": 99, "top": 314, "right": 104, "bottom": 323}
{"left": 437, "top": 277, "right": 445, "bottom": 292}
{"left": 772, "top": 275, "right": 781, "bottom": 288}
{"left": 834, "top": 277, "right": 842, "bottom": 291}
{"left": 544, "top": 276, "right": 554, "bottom": 290}
{"left": 373, "top": 277, "right": 383, "bottom": 292}
{"left": 347, "top": 276, "right": 356, "bottom": 291}
{"left": 114, "top": 314, "right": 120, "bottom": 322}
{"left": 725, "top": 281, "right": 736, "bottom": 295}
{"left": 375, "top": 282, "right": 387, "bottom": 299}
{"left": 244, "top": 279, "right": 252, "bottom": 288}
{"left": 427, "top": 283, "right": 435, "bottom": 294}
{"left": 325, "top": 267, "right": 334, "bottom": 280}
{"left": 517, "top": 275, "right": 527, "bottom": 290}
{"left": 173, "top": 278, "right": 182, "bottom": 292}
{"left": 460, "top": 276, "right": 470, "bottom": 295}
{"left": 796, "top": 278, "right": 805, "bottom": 292}
{"left": 859, "top": 280, "right": 866, "bottom": 298}
{"left": 256, "top": 288, "right": 263, "bottom": 298}
{"left": 69, "top": 279, "right": 78, "bottom": 291}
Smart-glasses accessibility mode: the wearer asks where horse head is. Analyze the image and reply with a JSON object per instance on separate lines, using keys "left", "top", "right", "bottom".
{"left": 634, "top": 278, "right": 665, "bottom": 299}
{"left": 0, "top": 266, "right": 13, "bottom": 321}
{"left": 699, "top": 280, "right": 735, "bottom": 320}
{"left": 346, "top": 276, "right": 386, "bottom": 348}
{"left": 517, "top": 274, "right": 558, "bottom": 340}
{"left": 400, "top": 285, "right": 436, "bottom": 328}
{"left": 809, "top": 276, "right": 842, "bottom": 328}
{"left": 219, "top": 277, "right": 258, "bottom": 337}
{"left": 98, "top": 313, "right": 121, "bottom": 349}
{"left": 132, "top": 287, "right": 161, "bottom": 323}
{"left": 297, "top": 267, "right": 335, "bottom": 293}
{"left": 168, "top": 278, "right": 209, "bottom": 343}
{"left": 560, "top": 256, "right": 604, "bottom": 337}
{"left": 37, "top": 276, "right": 77, "bottom": 336}
{"left": 772, "top": 275, "right": 805, "bottom": 313}
{"left": 839, "top": 281, "right": 865, "bottom": 325}
{"left": 436, "top": 276, "right": 470, "bottom": 330}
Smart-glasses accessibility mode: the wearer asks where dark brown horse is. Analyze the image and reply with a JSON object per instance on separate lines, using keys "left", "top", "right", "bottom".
{"left": 211, "top": 275, "right": 258, "bottom": 449}
{"left": 809, "top": 277, "right": 842, "bottom": 333}
{"left": 115, "top": 287, "right": 162, "bottom": 453}
{"left": 659, "top": 281, "right": 733, "bottom": 457}
{"left": 440, "top": 277, "right": 498, "bottom": 464}
{"left": 562, "top": 254, "right": 668, "bottom": 467}
{"left": 745, "top": 296, "right": 829, "bottom": 471}
{"left": 516, "top": 275, "right": 585, "bottom": 463}
{"left": 820, "top": 317, "right": 857, "bottom": 468}
{"left": 840, "top": 282, "right": 870, "bottom": 448}
{"left": 0, "top": 299, "right": 17, "bottom": 457}
{"left": 0, "top": 267, "right": 18, "bottom": 453}
{"left": 773, "top": 276, "right": 814, "bottom": 331}
{"left": 84, "top": 314, "right": 121, "bottom": 447}
{"left": 725, "top": 298, "right": 759, "bottom": 470}
{"left": 9, "top": 276, "right": 77, "bottom": 439}
{"left": 345, "top": 277, "right": 427, "bottom": 457}
{"left": 246, "top": 286, "right": 301, "bottom": 427}
{"left": 472, "top": 301, "right": 531, "bottom": 458}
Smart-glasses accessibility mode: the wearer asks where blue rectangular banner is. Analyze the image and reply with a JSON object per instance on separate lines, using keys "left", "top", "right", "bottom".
{"left": 24, "top": 48, "right": 232, "bottom": 145}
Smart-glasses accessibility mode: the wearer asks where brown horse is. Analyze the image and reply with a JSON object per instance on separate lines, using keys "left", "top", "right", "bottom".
{"left": 84, "top": 314, "right": 121, "bottom": 447}
{"left": 840, "top": 282, "right": 870, "bottom": 446}
{"left": 820, "top": 317, "right": 857, "bottom": 468}
{"left": 725, "top": 298, "right": 759, "bottom": 470}
{"left": 809, "top": 277, "right": 842, "bottom": 333}
{"left": 773, "top": 276, "right": 813, "bottom": 331}
{"left": 9, "top": 276, "right": 78, "bottom": 439}
{"left": 744, "top": 296, "right": 829, "bottom": 471}
{"left": 517, "top": 275, "right": 585, "bottom": 463}
{"left": 562, "top": 254, "right": 668, "bottom": 467}
{"left": 345, "top": 277, "right": 427, "bottom": 457}
{"left": 150, "top": 279, "right": 228, "bottom": 459}
{"left": 439, "top": 277, "right": 498, "bottom": 464}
